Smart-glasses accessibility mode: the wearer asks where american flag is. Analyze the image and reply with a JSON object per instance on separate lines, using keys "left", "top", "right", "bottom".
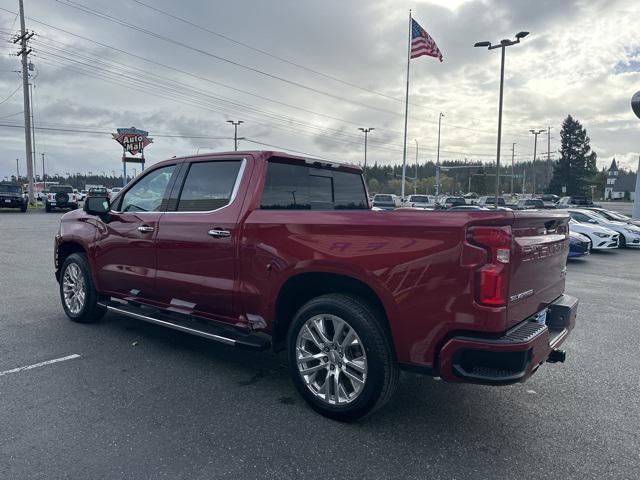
{"left": 410, "top": 18, "right": 443, "bottom": 61}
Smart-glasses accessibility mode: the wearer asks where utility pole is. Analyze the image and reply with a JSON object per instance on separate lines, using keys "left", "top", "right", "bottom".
{"left": 227, "top": 120, "right": 243, "bottom": 151}
{"left": 41, "top": 153, "right": 45, "bottom": 185}
{"left": 358, "top": 127, "right": 374, "bottom": 178}
{"left": 530, "top": 129, "right": 544, "bottom": 195}
{"left": 546, "top": 126, "right": 551, "bottom": 187}
{"left": 511, "top": 142, "right": 516, "bottom": 194}
{"left": 14, "top": 0, "right": 35, "bottom": 203}
{"left": 29, "top": 81, "right": 37, "bottom": 180}
{"left": 16, "top": 158, "right": 20, "bottom": 179}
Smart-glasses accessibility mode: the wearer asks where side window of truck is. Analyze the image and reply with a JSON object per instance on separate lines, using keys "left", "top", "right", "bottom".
{"left": 260, "top": 161, "right": 368, "bottom": 210}
{"left": 119, "top": 165, "right": 176, "bottom": 213}
{"left": 175, "top": 161, "right": 242, "bottom": 212}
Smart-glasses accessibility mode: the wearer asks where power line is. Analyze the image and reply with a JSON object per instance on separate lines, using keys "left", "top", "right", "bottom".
{"left": 0, "top": 110, "right": 23, "bottom": 118}
{"left": 1, "top": 7, "right": 532, "bottom": 143}
{"left": 49, "top": 0, "right": 533, "bottom": 134}
{"left": 51, "top": 0, "right": 408, "bottom": 118}
{"left": 128, "top": 0, "right": 446, "bottom": 114}
{"left": 0, "top": 84, "right": 21, "bottom": 105}
{"left": 127, "top": 0, "right": 532, "bottom": 131}
{"left": 33, "top": 45, "right": 517, "bottom": 159}
{"left": 0, "top": 122, "right": 231, "bottom": 139}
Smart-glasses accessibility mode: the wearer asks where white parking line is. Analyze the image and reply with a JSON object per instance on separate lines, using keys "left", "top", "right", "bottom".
{"left": 0, "top": 354, "right": 81, "bottom": 377}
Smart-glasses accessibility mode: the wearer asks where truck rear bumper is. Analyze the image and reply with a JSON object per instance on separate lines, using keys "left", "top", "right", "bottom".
{"left": 437, "top": 294, "right": 578, "bottom": 385}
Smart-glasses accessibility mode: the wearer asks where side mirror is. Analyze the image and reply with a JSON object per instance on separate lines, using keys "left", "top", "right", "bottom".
{"left": 588, "top": 219, "right": 598, "bottom": 224}
{"left": 84, "top": 195, "right": 110, "bottom": 217}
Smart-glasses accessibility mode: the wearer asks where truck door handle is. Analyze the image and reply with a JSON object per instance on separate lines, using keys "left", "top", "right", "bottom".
{"left": 137, "top": 225, "right": 155, "bottom": 233}
{"left": 208, "top": 229, "right": 231, "bottom": 238}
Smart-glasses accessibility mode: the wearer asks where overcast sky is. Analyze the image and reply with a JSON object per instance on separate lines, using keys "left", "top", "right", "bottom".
{"left": 1, "top": 0, "right": 639, "bottom": 180}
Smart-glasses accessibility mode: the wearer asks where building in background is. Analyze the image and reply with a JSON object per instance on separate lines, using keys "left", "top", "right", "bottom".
{"left": 605, "top": 158, "right": 636, "bottom": 201}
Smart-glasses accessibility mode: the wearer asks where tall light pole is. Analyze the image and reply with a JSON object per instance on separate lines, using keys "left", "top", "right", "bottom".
{"left": 227, "top": 120, "right": 243, "bottom": 151}
{"left": 546, "top": 126, "right": 552, "bottom": 187}
{"left": 414, "top": 139, "right": 419, "bottom": 195}
{"left": 358, "top": 127, "right": 374, "bottom": 178}
{"left": 435, "top": 112, "right": 444, "bottom": 196}
{"left": 530, "top": 129, "right": 544, "bottom": 195}
{"left": 474, "top": 31, "right": 529, "bottom": 208}
{"left": 511, "top": 142, "right": 516, "bottom": 194}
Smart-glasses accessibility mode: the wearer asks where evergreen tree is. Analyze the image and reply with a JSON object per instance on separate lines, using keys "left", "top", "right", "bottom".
{"left": 548, "top": 115, "right": 597, "bottom": 195}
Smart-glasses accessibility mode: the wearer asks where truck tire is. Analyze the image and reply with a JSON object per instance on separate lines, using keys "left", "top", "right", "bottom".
{"left": 59, "top": 253, "right": 106, "bottom": 323}
{"left": 287, "top": 293, "right": 398, "bottom": 421}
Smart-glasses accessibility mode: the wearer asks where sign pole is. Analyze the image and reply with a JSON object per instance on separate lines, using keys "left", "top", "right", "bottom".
{"left": 122, "top": 152, "right": 127, "bottom": 187}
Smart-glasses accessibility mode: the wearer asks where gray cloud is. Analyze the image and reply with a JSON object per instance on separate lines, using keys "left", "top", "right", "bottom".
{"left": 1, "top": 0, "right": 639, "bottom": 180}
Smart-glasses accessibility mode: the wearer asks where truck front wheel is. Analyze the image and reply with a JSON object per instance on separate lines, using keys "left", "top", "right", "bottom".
{"left": 59, "top": 253, "right": 106, "bottom": 323}
{"left": 286, "top": 293, "right": 398, "bottom": 421}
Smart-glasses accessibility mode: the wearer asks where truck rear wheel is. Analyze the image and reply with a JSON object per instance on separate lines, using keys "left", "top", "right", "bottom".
{"left": 59, "top": 253, "right": 106, "bottom": 323}
{"left": 286, "top": 293, "right": 398, "bottom": 421}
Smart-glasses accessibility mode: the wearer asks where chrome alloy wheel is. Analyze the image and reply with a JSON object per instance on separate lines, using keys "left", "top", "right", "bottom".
{"left": 295, "top": 314, "right": 367, "bottom": 405}
{"left": 62, "top": 263, "right": 86, "bottom": 315}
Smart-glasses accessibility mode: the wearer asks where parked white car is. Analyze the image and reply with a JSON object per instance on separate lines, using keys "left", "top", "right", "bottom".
{"left": 568, "top": 218, "right": 618, "bottom": 250}
{"left": 405, "top": 194, "right": 435, "bottom": 209}
{"left": 568, "top": 209, "right": 640, "bottom": 248}
{"left": 584, "top": 207, "right": 640, "bottom": 228}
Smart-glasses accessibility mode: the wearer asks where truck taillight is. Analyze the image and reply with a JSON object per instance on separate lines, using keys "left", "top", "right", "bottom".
{"left": 468, "top": 226, "right": 512, "bottom": 307}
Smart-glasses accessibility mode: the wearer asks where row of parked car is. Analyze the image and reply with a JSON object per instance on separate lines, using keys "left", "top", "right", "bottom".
{"left": 369, "top": 193, "right": 640, "bottom": 258}
{"left": 42, "top": 185, "right": 123, "bottom": 212}
{"left": 371, "top": 193, "right": 596, "bottom": 211}
{"left": 0, "top": 183, "right": 124, "bottom": 213}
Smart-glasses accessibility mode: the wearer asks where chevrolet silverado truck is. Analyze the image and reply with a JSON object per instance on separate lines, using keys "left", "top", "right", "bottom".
{"left": 54, "top": 151, "right": 578, "bottom": 420}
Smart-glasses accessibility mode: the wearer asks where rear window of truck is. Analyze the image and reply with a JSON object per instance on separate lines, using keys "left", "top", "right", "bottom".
{"left": 260, "top": 161, "right": 368, "bottom": 210}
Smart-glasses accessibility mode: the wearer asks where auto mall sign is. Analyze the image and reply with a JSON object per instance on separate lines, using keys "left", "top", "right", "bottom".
{"left": 112, "top": 127, "right": 153, "bottom": 156}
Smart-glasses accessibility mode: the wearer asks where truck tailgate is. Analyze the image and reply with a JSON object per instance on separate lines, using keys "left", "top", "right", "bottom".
{"left": 507, "top": 210, "right": 570, "bottom": 327}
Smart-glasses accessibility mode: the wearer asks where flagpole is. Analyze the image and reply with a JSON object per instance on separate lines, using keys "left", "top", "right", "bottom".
{"left": 401, "top": 9, "right": 412, "bottom": 200}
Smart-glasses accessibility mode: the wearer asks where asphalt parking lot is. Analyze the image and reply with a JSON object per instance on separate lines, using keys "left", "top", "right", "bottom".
{"left": 1, "top": 208, "right": 639, "bottom": 480}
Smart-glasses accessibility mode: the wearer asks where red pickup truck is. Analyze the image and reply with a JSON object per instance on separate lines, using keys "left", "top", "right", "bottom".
{"left": 54, "top": 151, "right": 577, "bottom": 420}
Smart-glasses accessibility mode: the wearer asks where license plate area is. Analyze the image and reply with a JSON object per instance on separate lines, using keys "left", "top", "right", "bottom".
{"left": 534, "top": 309, "right": 548, "bottom": 325}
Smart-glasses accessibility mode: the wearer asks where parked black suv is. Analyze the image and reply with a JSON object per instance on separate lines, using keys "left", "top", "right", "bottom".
{"left": 46, "top": 185, "right": 79, "bottom": 212}
{"left": 0, "top": 183, "right": 27, "bottom": 212}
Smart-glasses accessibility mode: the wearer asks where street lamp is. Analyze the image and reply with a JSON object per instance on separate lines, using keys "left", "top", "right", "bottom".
{"left": 474, "top": 31, "right": 529, "bottom": 208}
{"left": 358, "top": 128, "right": 374, "bottom": 178}
{"left": 436, "top": 112, "right": 444, "bottom": 196}
{"left": 529, "top": 129, "right": 544, "bottom": 195}
{"left": 414, "top": 139, "right": 419, "bottom": 195}
{"left": 227, "top": 120, "right": 244, "bottom": 151}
